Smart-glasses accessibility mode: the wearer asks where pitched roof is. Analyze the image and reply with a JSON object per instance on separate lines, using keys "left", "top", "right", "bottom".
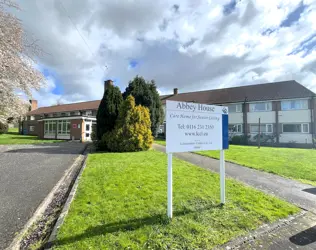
{"left": 27, "top": 100, "right": 100, "bottom": 116}
{"left": 160, "top": 80, "right": 315, "bottom": 104}
{"left": 26, "top": 80, "right": 314, "bottom": 116}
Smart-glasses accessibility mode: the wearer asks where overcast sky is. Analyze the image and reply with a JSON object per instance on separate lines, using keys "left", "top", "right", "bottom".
{"left": 14, "top": 0, "right": 316, "bottom": 107}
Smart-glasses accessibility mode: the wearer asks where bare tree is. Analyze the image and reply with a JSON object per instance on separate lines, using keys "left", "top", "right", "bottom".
{"left": 0, "top": 0, "right": 45, "bottom": 124}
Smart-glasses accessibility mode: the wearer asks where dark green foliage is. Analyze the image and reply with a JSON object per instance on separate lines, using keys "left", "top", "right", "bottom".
{"left": 123, "top": 76, "right": 164, "bottom": 136}
{"left": 230, "top": 135, "right": 250, "bottom": 145}
{"left": 96, "top": 85, "right": 123, "bottom": 143}
{"left": 105, "top": 95, "right": 153, "bottom": 152}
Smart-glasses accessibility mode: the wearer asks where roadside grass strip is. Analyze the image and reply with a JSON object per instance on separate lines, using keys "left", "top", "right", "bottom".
{"left": 55, "top": 150, "right": 298, "bottom": 249}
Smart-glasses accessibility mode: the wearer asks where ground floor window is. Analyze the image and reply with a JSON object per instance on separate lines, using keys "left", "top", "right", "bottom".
{"left": 44, "top": 121, "right": 56, "bottom": 134}
{"left": 250, "top": 124, "right": 273, "bottom": 133}
{"left": 57, "top": 120, "right": 70, "bottom": 135}
{"left": 229, "top": 124, "right": 243, "bottom": 133}
{"left": 29, "top": 126, "right": 35, "bottom": 132}
{"left": 282, "top": 123, "right": 309, "bottom": 133}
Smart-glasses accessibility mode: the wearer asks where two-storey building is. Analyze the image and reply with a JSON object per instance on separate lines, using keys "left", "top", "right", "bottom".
{"left": 160, "top": 80, "right": 316, "bottom": 147}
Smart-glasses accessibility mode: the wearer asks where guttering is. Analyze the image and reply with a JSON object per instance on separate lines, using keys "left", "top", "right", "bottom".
{"left": 38, "top": 116, "right": 96, "bottom": 121}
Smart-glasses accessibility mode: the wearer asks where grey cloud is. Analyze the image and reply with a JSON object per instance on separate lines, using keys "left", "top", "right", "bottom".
{"left": 104, "top": 41, "right": 267, "bottom": 93}
{"left": 86, "top": 0, "right": 168, "bottom": 38}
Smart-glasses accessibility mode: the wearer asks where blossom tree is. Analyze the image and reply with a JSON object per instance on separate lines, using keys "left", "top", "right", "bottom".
{"left": 0, "top": 0, "right": 44, "bottom": 124}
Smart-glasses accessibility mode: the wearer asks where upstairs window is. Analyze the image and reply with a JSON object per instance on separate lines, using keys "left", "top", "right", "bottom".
{"left": 228, "top": 104, "right": 242, "bottom": 113}
{"left": 281, "top": 99, "right": 308, "bottom": 110}
{"left": 249, "top": 102, "right": 272, "bottom": 112}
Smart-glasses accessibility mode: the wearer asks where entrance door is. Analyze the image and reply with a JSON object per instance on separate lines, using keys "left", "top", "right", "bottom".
{"left": 84, "top": 121, "right": 92, "bottom": 141}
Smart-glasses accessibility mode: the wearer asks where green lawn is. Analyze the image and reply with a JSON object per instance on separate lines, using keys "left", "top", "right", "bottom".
{"left": 154, "top": 138, "right": 166, "bottom": 146}
{"left": 154, "top": 140, "right": 316, "bottom": 186}
{"left": 0, "top": 128, "right": 62, "bottom": 145}
{"left": 55, "top": 150, "right": 298, "bottom": 250}
{"left": 196, "top": 145, "right": 316, "bottom": 186}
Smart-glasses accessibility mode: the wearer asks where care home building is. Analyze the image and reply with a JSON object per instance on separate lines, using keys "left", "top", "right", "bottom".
{"left": 161, "top": 80, "right": 316, "bottom": 147}
{"left": 22, "top": 80, "right": 316, "bottom": 147}
{"left": 22, "top": 99, "right": 99, "bottom": 141}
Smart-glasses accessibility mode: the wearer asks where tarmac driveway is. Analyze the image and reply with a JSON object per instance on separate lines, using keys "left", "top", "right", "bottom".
{"left": 0, "top": 142, "right": 86, "bottom": 249}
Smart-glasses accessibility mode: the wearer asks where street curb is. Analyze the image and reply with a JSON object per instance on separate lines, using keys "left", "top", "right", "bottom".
{"left": 6, "top": 143, "right": 89, "bottom": 250}
{"left": 44, "top": 147, "right": 90, "bottom": 249}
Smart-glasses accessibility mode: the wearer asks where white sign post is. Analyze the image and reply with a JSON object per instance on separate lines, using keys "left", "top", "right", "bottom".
{"left": 166, "top": 101, "right": 229, "bottom": 218}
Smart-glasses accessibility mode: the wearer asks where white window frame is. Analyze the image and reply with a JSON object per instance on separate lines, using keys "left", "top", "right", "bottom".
{"left": 29, "top": 126, "right": 35, "bottom": 132}
{"left": 228, "top": 104, "right": 242, "bottom": 113}
{"left": 281, "top": 99, "right": 308, "bottom": 111}
{"left": 249, "top": 102, "right": 272, "bottom": 112}
{"left": 85, "top": 110, "right": 93, "bottom": 116}
{"left": 250, "top": 124, "right": 273, "bottom": 134}
{"left": 44, "top": 121, "right": 56, "bottom": 135}
{"left": 282, "top": 123, "right": 309, "bottom": 133}
{"left": 57, "top": 120, "right": 70, "bottom": 135}
{"left": 229, "top": 124, "right": 243, "bottom": 133}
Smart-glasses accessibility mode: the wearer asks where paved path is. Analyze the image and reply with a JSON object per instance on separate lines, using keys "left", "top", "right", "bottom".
{"left": 0, "top": 142, "right": 86, "bottom": 249}
{"left": 228, "top": 212, "right": 316, "bottom": 250}
{"left": 153, "top": 144, "right": 316, "bottom": 249}
{"left": 153, "top": 144, "right": 316, "bottom": 212}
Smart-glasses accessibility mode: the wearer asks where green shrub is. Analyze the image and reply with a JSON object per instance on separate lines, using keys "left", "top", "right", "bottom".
{"left": 230, "top": 135, "right": 250, "bottom": 145}
{"left": 105, "top": 95, "right": 153, "bottom": 152}
{"left": 96, "top": 84, "right": 123, "bottom": 147}
{"left": 0, "top": 122, "right": 8, "bottom": 134}
{"left": 123, "top": 76, "right": 164, "bottom": 137}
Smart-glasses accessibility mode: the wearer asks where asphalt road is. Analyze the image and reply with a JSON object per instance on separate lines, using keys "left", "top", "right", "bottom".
{"left": 0, "top": 142, "right": 86, "bottom": 249}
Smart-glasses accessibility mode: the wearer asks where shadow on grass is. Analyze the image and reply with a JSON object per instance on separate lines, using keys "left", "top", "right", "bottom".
{"left": 4, "top": 136, "right": 40, "bottom": 140}
{"left": 5, "top": 132, "right": 20, "bottom": 135}
{"left": 50, "top": 204, "right": 222, "bottom": 247}
{"left": 289, "top": 226, "right": 316, "bottom": 246}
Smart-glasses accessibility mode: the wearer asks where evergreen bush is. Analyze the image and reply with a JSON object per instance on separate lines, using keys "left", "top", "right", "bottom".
{"left": 123, "top": 76, "right": 164, "bottom": 137}
{"left": 105, "top": 95, "right": 153, "bottom": 152}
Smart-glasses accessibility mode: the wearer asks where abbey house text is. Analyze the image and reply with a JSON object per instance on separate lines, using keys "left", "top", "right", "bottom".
{"left": 176, "top": 102, "right": 215, "bottom": 112}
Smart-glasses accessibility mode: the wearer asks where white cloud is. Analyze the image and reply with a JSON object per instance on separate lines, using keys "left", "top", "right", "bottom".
{"left": 11, "top": 0, "right": 316, "bottom": 107}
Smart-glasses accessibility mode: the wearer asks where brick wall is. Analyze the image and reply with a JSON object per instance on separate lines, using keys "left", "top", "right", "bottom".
{"left": 70, "top": 119, "right": 84, "bottom": 140}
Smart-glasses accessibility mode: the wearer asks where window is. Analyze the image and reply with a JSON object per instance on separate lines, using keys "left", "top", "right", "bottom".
{"left": 44, "top": 121, "right": 56, "bottom": 134}
{"left": 229, "top": 124, "right": 243, "bottom": 133}
{"left": 86, "top": 124, "right": 90, "bottom": 131}
{"left": 249, "top": 102, "right": 272, "bottom": 112}
{"left": 283, "top": 123, "right": 309, "bottom": 133}
{"left": 53, "top": 113, "right": 58, "bottom": 117}
{"left": 228, "top": 104, "right": 242, "bottom": 113}
{"left": 281, "top": 99, "right": 308, "bottom": 110}
{"left": 85, "top": 110, "right": 92, "bottom": 116}
{"left": 57, "top": 120, "right": 70, "bottom": 135}
{"left": 250, "top": 124, "right": 273, "bottom": 133}
{"left": 70, "top": 111, "right": 76, "bottom": 116}
{"left": 29, "top": 126, "right": 35, "bottom": 132}
{"left": 60, "top": 113, "right": 67, "bottom": 117}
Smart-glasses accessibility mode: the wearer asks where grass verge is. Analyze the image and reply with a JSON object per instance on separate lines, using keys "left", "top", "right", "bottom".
{"left": 55, "top": 150, "right": 298, "bottom": 249}
{"left": 0, "top": 128, "right": 62, "bottom": 145}
{"left": 154, "top": 138, "right": 166, "bottom": 146}
{"left": 196, "top": 145, "right": 316, "bottom": 186}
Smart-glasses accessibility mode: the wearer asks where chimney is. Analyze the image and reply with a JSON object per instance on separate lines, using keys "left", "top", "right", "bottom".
{"left": 173, "top": 88, "right": 178, "bottom": 95}
{"left": 104, "top": 79, "right": 113, "bottom": 91}
{"left": 29, "top": 100, "right": 38, "bottom": 111}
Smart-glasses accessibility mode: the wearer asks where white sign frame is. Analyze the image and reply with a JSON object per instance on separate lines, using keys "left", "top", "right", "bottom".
{"left": 165, "top": 101, "right": 229, "bottom": 218}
